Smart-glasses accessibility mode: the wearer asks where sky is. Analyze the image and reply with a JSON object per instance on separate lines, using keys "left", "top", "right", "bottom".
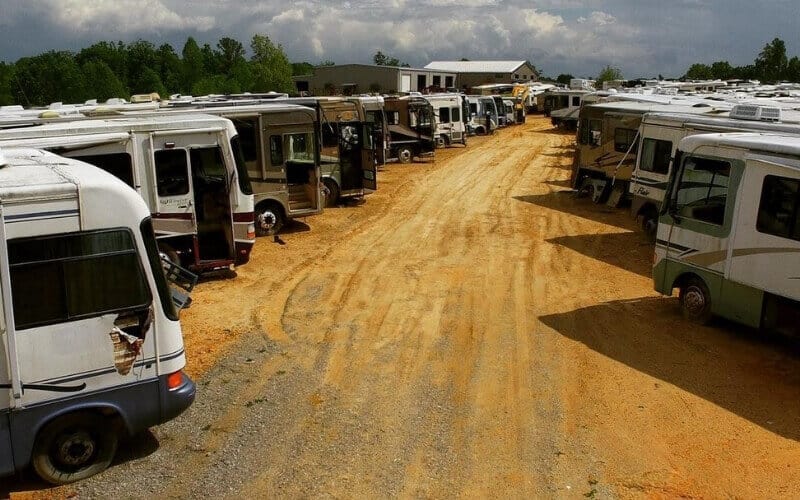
{"left": 1, "top": 0, "right": 799, "bottom": 78}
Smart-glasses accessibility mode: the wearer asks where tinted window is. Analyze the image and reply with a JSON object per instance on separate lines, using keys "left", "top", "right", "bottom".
{"left": 452, "top": 107, "right": 460, "bottom": 123}
{"left": 230, "top": 136, "right": 254, "bottom": 194}
{"left": 75, "top": 153, "right": 135, "bottom": 187}
{"left": 269, "top": 135, "right": 283, "bottom": 166}
{"left": 439, "top": 107, "right": 450, "bottom": 124}
{"left": 571, "top": 96, "right": 581, "bottom": 107}
{"left": 640, "top": 138, "right": 672, "bottom": 174}
{"left": 155, "top": 149, "right": 190, "bottom": 197}
{"left": 614, "top": 128, "right": 638, "bottom": 153}
{"left": 757, "top": 175, "right": 800, "bottom": 241}
{"left": 9, "top": 230, "right": 151, "bottom": 329}
{"left": 674, "top": 156, "right": 731, "bottom": 225}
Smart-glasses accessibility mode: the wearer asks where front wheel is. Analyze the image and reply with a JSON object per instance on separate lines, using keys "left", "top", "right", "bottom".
{"left": 32, "top": 412, "right": 118, "bottom": 485}
{"left": 322, "top": 178, "right": 340, "bottom": 208}
{"left": 679, "top": 277, "right": 713, "bottom": 324}
{"left": 396, "top": 147, "right": 413, "bottom": 164}
{"left": 255, "top": 202, "right": 285, "bottom": 236}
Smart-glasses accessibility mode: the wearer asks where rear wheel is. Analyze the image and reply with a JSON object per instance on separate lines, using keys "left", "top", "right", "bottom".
{"left": 435, "top": 135, "right": 447, "bottom": 148}
{"left": 322, "top": 178, "right": 340, "bottom": 207}
{"left": 32, "top": 412, "right": 118, "bottom": 485}
{"left": 255, "top": 202, "right": 285, "bottom": 236}
{"left": 680, "top": 276, "right": 713, "bottom": 324}
{"left": 396, "top": 147, "right": 413, "bottom": 164}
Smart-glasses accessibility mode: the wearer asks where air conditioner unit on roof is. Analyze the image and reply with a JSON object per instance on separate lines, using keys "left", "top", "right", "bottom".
{"left": 730, "top": 104, "right": 782, "bottom": 122}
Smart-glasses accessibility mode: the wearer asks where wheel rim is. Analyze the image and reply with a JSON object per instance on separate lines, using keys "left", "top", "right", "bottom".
{"left": 56, "top": 431, "right": 96, "bottom": 468}
{"left": 399, "top": 150, "right": 411, "bottom": 162}
{"left": 684, "top": 286, "right": 707, "bottom": 316}
{"left": 257, "top": 210, "right": 277, "bottom": 232}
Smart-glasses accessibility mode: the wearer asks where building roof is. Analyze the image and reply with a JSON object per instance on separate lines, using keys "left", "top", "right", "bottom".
{"left": 424, "top": 61, "right": 530, "bottom": 74}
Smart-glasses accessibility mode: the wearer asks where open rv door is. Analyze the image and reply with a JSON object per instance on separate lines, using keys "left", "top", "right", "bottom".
{"left": 361, "top": 122, "right": 378, "bottom": 192}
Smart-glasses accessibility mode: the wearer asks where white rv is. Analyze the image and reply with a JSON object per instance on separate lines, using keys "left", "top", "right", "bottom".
{"left": 424, "top": 93, "right": 468, "bottom": 147}
{"left": 466, "top": 96, "right": 498, "bottom": 135}
{"left": 0, "top": 148, "right": 194, "bottom": 484}
{"left": 630, "top": 105, "right": 800, "bottom": 236}
{"left": 654, "top": 133, "right": 800, "bottom": 332}
{"left": 0, "top": 114, "right": 256, "bottom": 270}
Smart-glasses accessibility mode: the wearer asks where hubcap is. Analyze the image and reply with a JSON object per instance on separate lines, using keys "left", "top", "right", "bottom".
{"left": 258, "top": 211, "right": 276, "bottom": 231}
{"left": 684, "top": 286, "right": 706, "bottom": 315}
{"left": 58, "top": 431, "right": 95, "bottom": 466}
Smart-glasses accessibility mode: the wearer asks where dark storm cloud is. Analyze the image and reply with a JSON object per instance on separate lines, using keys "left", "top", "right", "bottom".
{"left": 1, "top": 0, "right": 799, "bottom": 78}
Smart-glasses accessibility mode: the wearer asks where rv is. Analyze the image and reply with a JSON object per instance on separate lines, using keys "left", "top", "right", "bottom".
{"left": 544, "top": 88, "right": 594, "bottom": 129}
{"left": 424, "top": 93, "right": 468, "bottom": 148}
{"left": 466, "top": 96, "right": 499, "bottom": 135}
{"left": 346, "top": 95, "right": 390, "bottom": 165}
{"left": 654, "top": 133, "right": 800, "bottom": 334}
{"left": 502, "top": 99, "right": 516, "bottom": 125}
{"left": 0, "top": 148, "right": 194, "bottom": 484}
{"left": 383, "top": 96, "right": 436, "bottom": 163}
{"left": 0, "top": 113, "right": 255, "bottom": 271}
{"left": 492, "top": 96, "right": 508, "bottom": 127}
{"left": 630, "top": 104, "right": 800, "bottom": 236}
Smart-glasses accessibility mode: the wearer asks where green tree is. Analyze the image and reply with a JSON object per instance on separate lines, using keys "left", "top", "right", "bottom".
{"left": 13, "top": 51, "right": 88, "bottom": 105}
{"left": 318, "top": 60, "right": 336, "bottom": 66}
{"left": 127, "top": 40, "right": 161, "bottom": 93}
{"left": 596, "top": 65, "right": 623, "bottom": 86}
{"left": 250, "top": 34, "right": 293, "bottom": 93}
{"left": 134, "top": 67, "right": 167, "bottom": 96}
{"left": 373, "top": 50, "right": 405, "bottom": 67}
{"left": 755, "top": 37, "right": 788, "bottom": 82}
{"left": 291, "top": 62, "right": 314, "bottom": 76}
{"left": 685, "top": 63, "right": 712, "bottom": 80}
{"left": 556, "top": 73, "right": 574, "bottom": 85}
{"left": 181, "top": 37, "right": 204, "bottom": 94}
{"left": 76, "top": 41, "right": 128, "bottom": 84}
{"left": 81, "top": 60, "right": 128, "bottom": 101}
{"left": 709, "top": 61, "right": 734, "bottom": 80}
{"left": 787, "top": 57, "right": 800, "bottom": 83}
{"left": 0, "top": 63, "right": 16, "bottom": 105}
{"left": 157, "top": 43, "right": 182, "bottom": 95}
{"left": 216, "top": 37, "right": 246, "bottom": 75}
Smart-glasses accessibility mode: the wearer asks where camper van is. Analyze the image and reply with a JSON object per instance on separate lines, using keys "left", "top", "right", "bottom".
{"left": 0, "top": 114, "right": 255, "bottom": 271}
{"left": 424, "top": 93, "right": 468, "bottom": 148}
{"left": 630, "top": 105, "right": 800, "bottom": 236}
{"left": 466, "top": 96, "right": 499, "bottom": 135}
{"left": 544, "top": 88, "right": 594, "bottom": 129}
{"left": 654, "top": 133, "right": 800, "bottom": 333}
{"left": 0, "top": 148, "right": 194, "bottom": 484}
{"left": 383, "top": 96, "right": 436, "bottom": 163}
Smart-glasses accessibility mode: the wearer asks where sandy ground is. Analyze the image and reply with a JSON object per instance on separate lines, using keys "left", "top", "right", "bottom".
{"left": 4, "top": 116, "right": 800, "bottom": 499}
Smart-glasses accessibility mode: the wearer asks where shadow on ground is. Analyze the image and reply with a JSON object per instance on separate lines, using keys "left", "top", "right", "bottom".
{"left": 540, "top": 296, "right": 800, "bottom": 441}
{"left": 514, "top": 191, "right": 637, "bottom": 232}
{"left": 545, "top": 232, "right": 653, "bottom": 278}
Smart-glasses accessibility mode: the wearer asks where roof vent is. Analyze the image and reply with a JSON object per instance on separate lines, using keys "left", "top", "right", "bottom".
{"left": 730, "top": 104, "right": 782, "bottom": 122}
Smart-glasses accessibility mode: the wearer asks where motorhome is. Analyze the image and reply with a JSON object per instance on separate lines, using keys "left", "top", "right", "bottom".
{"left": 346, "top": 95, "right": 390, "bottom": 165}
{"left": 0, "top": 113, "right": 255, "bottom": 271}
{"left": 654, "top": 133, "right": 800, "bottom": 334}
{"left": 0, "top": 148, "right": 194, "bottom": 484}
{"left": 466, "top": 96, "right": 499, "bottom": 135}
{"left": 272, "top": 97, "right": 378, "bottom": 207}
{"left": 573, "top": 100, "right": 718, "bottom": 205}
{"left": 423, "top": 93, "right": 468, "bottom": 148}
{"left": 502, "top": 99, "right": 516, "bottom": 125}
{"left": 383, "top": 96, "right": 436, "bottom": 163}
{"left": 630, "top": 104, "right": 800, "bottom": 236}
{"left": 492, "top": 96, "right": 508, "bottom": 127}
{"left": 544, "top": 88, "right": 594, "bottom": 129}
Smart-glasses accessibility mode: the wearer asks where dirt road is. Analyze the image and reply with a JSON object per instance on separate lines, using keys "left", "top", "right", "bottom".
{"left": 6, "top": 117, "right": 800, "bottom": 498}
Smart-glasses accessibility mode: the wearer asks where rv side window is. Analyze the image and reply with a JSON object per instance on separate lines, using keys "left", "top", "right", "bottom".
{"left": 439, "top": 108, "right": 451, "bottom": 124}
{"left": 155, "top": 149, "right": 190, "bottom": 197}
{"left": 673, "top": 156, "right": 731, "bottom": 226}
{"left": 756, "top": 175, "right": 800, "bottom": 241}
{"left": 387, "top": 111, "right": 400, "bottom": 125}
{"left": 640, "top": 138, "right": 672, "bottom": 174}
{"left": 571, "top": 96, "right": 581, "bottom": 107}
{"left": 8, "top": 230, "right": 151, "bottom": 330}
{"left": 578, "top": 119, "right": 589, "bottom": 145}
{"left": 284, "top": 133, "right": 313, "bottom": 162}
{"left": 269, "top": 135, "right": 283, "bottom": 166}
{"left": 74, "top": 153, "right": 135, "bottom": 188}
{"left": 614, "top": 128, "right": 638, "bottom": 153}
{"left": 451, "top": 107, "right": 460, "bottom": 123}
{"left": 230, "top": 136, "right": 254, "bottom": 195}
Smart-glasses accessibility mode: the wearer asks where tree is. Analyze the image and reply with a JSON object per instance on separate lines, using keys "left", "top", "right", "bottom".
{"left": 132, "top": 67, "right": 167, "bottom": 96}
{"left": 596, "top": 65, "right": 623, "bottom": 87}
{"left": 685, "top": 63, "right": 712, "bottom": 80}
{"left": 250, "top": 34, "right": 293, "bottom": 93}
{"left": 755, "top": 37, "right": 788, "bottom": 82}
{"left": 0, "top": 63, "right": 16, "bottom": 105}
{"left": 181, "top": 37, "right": 204, "bottom": 93}
{"left": 291, "top": 62, "right": 314, "bottom": 76}
{"left": 81, "top": 60, "right": 128, "bottom": 101}
{"left": 13, "top": 51, "right": 88, "bottom": 105}
{"left": 76, "top": 41, "right": 128, "bottom": 84}
{"left": 787, "top": 57, "right": 800, "bottom": 83}
{"left": 555, "top": 73, "right": 574, "bottom": 86}
{"left": 373, "top": 50, "right": 405, "bottom": 67}
{"left": 318, "top": 60, "right": 336, "bottom": 66}
{"left": 709, "top": 61, "right": 734, "bottom": 80}
{"left": 216, "top": 37, "right": 246, "bottom": 75}
{"left": 157, "top": 43, "right": 182, "bottom": 95}
{"left": 126, "top": 40, "right": 160, "bottom": 94}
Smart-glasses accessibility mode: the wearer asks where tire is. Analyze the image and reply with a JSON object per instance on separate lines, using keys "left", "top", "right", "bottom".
{"left": 396, "top": 147, "right": 413, "bottom": 164}
{"left": 32, "top": 412, "right": 118, "bottom": 485}
{"left": 255, "top": 202, "right": 285, "bottom": 236}
{"left": 435, "top": 136, "right": 447, "bottom": 149}
{"left": 679, "top": 276, "right": 713, "bottom": 324}
{"left": 322, "top": 178, "right": 340, "bottom": 208}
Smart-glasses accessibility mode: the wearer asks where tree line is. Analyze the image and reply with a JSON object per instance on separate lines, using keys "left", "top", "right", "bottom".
{"left": 684, "top": 38, "right": 799, "bottom": 82}
{"left": 0, "top": 35, "right": 302, "bottom": 107}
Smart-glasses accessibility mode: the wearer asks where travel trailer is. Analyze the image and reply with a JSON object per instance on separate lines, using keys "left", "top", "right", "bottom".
{"left": 654, "top": 133, "right": 800, "bottom": 334}
{"left": 630, "top": 104, "right": 800, "bottom": 236}
{"left": 424, "top": 93, "right": 468, "bottom": 148}
{"left": 0, "top": 113, "right": 256, "bottom": 271}
{"left": 383, "top": 96, "right": 436, "bottom": 163}
{"left": 0, "top": 148, "right": 194, "bottom": 484}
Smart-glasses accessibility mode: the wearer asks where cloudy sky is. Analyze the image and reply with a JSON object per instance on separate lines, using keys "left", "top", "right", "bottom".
{"left": 1, "top": 0, "right": 799, "bottom": 78}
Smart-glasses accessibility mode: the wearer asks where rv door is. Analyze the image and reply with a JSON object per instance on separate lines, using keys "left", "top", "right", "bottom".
{"left": 361, "top": 122, "right": 378, "bottom": 192}
{"left": 152, "top": 144, "right": 196, "bottom": 235}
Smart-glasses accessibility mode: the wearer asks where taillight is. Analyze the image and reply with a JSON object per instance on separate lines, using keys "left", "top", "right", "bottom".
{"left": 167, "top": 371, "right": 185, "bottom": 390}
{"left": 247, "top": 223, "right": 255, "bottom": 239}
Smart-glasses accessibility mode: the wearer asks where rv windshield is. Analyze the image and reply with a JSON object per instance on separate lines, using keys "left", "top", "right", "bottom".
{"left": 672, "top": 155, "right": 731, "bottom": 226}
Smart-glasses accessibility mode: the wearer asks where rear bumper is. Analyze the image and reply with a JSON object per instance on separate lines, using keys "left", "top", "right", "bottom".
{"left": 159, "top": 371, "right": 196, "bottom": 423}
